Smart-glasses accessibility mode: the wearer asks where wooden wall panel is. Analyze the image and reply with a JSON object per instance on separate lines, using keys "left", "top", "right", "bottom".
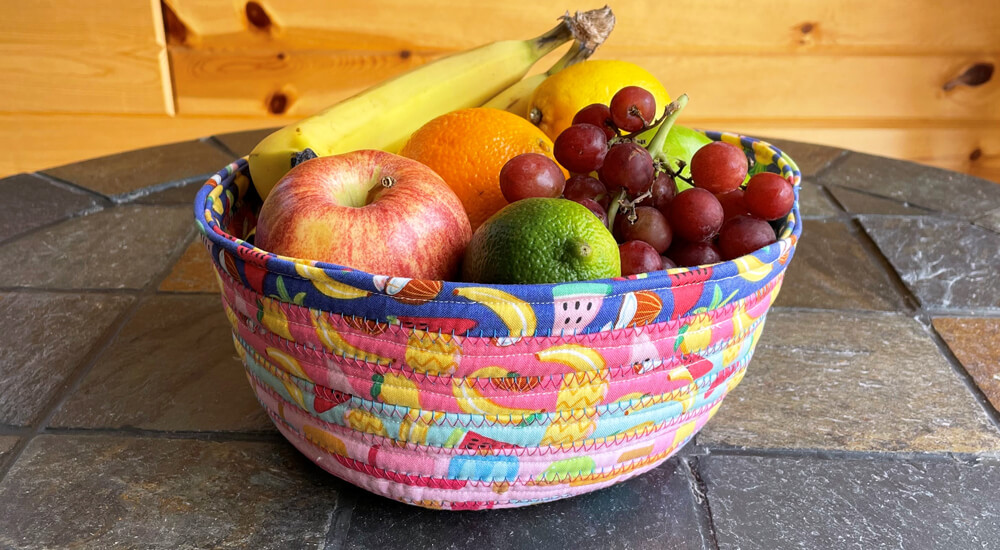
{"left": 164, "top": 0, "right": 1000, "bottom": 54}
{"left": 0, "top": 0, "right": 171, "bottom": 115}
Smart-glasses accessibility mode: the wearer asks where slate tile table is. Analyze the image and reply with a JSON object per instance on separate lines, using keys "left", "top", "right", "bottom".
{"left": 1, "top": 132, "right": 999, "bottom": 549}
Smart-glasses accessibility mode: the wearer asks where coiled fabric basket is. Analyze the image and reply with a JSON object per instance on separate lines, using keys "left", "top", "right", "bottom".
{"left": 195, "top": 131, "right": 802, "bottom": 510}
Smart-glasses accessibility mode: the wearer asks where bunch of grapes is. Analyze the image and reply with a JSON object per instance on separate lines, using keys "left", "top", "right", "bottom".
{"left": 498, "top": 86, "right": 795, "bottom": 277}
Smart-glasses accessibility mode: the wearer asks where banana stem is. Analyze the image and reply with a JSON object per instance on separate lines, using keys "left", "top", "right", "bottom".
{"left": 646, "top": 94, "right": 689, "bottom": 163}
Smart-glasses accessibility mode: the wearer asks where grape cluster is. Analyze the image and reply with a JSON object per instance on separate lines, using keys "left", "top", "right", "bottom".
{"left": 497, "top": 86, "right": 795, "bottom": 278}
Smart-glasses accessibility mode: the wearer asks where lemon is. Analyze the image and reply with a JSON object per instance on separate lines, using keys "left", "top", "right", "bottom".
{"left": 462, "top": 198, "right": 620, "bottom": 284}
{"left": 528, "top": 60, "right": 670, "bottom": 140}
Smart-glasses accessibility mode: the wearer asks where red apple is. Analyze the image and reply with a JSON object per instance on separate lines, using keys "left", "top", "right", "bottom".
{"left": 255, "top": 150, "right": 472, "bottom": 280}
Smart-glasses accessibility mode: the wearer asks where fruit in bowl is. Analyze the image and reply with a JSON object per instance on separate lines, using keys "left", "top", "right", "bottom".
{"left": 254, "top": 150, "right": 471, "bottom": 280}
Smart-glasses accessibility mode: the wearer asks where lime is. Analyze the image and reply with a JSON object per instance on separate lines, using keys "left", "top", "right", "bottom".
{"left": 462, "top": 198, "right": 620, "bottom": 284}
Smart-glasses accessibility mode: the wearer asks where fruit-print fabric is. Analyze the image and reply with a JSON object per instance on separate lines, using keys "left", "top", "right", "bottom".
{"left": 195, "top": 132, "right": 802, "bottom": 510}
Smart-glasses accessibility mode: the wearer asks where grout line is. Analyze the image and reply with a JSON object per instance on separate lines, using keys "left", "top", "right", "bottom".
{"left": 919, "top": 315, "right": 1000, "bottom": 432}
{"left": 323, "top": 488, "right": 358, "bottom": 550}
{"left": 698, "top": 445, "right": 1000, "bottom": 464}
{"left": 201, "top": 135, "right": 241, "bottom": 160}
{"left": 807, "top": 149, "right": 850, "bottom": 180}
{"left": 847, "top": 218, "right": 922, "bottom": 312}
{"left": 0, "top": 225, "right": 200, "bottom": 483}
{"left": 0, "top": 203, "right": 109, "bottom": 249}
{"left": 30, "top": 171, "right": 114, "bottom": 204}
{"left": 40, "top": 426, "right": 284, "bottom": 443}
{"left": 684, "top": 457, "right": 720, "bottom": 550}
{"left": 0, "top": 286, "right": 141, "bottom": 295}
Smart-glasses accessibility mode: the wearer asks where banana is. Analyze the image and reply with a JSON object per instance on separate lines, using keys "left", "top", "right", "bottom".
{"left": 452, "top": 287, "right": 537, "bottom": 337}
{"left": 482, "top": 7, "right": 615, "bottom": 118}
{"left": 294, "top": 263, "right": 371, "bottom": 300}
{"left": 248, "top": 14, "right": 600, "bottom": 199}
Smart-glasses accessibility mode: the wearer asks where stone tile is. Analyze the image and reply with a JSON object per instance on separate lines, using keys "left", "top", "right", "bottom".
{"left": 159, "top": 240, "right": 220, "bottom": 293}
{"left": 42, "top": 140, "right": 233, "bottom": 200}
{"left": 816, "top": 151, "right": 1000, "bottom": 218}
{"left": 0, "top": 205, "right": 193, "bottom": 290}
{"left": 213, "top": 127, "right": 280, "bottom": 158}
{"left": 827, "top": 185, "right": 936, "bottom": 216}
{"left": 973, "top": 206, "right": 1000, "bottom": 233}
{"left": 134, "top": 179, "right": 208, "bottom": 206}
{"left": 0, "top": 435, "right": 343, "bottom": 549}
{"left": 933, "top": 317, "right": 1000, "bottom": 412}
{"left": 0, "top": 436, "right": 17, "bottom": 463}
{"left": 52, "top": 294, "right": 271, "bottom": 432}
{"left": 703, "top": 455, "right": 1000, "bottom": 550}
{"left": 774, "top": 219, "right": 905, "bottom": 311}
{"left": 795, "top": 179, "right": 840, "bottom": 218}
{"left": 756, "top": 137, "right": 846, "bottom": 178}
{"left": 861, "top": 217, "right": 1000, "bottom": 311}
{"left": 698, "top": 310, "right": 1000, "bottom": 453}
{"left": 0, "top": 293, "right": 133, "bottom": 426}
{"left": 345, "top": 459, "right": 709, "bottom": 550}
{"left": 0, "top": 173, "right": 104, "bottom": 243}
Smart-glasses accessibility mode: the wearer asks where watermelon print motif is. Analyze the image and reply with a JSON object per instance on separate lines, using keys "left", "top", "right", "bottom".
{"left": 195, "top": 132, "right": 803, "bottom": 510}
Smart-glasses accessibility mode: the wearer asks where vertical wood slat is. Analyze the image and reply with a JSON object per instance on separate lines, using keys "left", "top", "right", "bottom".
{"left": 0, "top": 0, "right": 172, "bottom": 115}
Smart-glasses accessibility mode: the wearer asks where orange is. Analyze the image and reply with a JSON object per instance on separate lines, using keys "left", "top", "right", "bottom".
{"left": 399, "top": 107, "right": 564, "bottom": 231}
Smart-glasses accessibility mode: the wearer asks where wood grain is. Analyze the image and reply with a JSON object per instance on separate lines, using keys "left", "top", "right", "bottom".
{"left": 170, "top": 47, "right": 1000, "bottom": 122}
{"left": 0, "top": 0, "right": 170, "bottom": 114}
{"left": 163, "top": 0, "right": 1000, "bottom": 54}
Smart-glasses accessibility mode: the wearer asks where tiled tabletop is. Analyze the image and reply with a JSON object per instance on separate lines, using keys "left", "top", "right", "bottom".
{"left": 1, "top": 133, "right": 998, "bottom": 549}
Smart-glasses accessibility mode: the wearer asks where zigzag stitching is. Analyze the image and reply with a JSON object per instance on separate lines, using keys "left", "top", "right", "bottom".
{"left": 224, "top": 268, "right": 780, "bottom": 347}
{"left": 270, "top": 409, "right": 682, "bottom": 488}
{"left": 250, "top": 366, "right": 730, "bottom": 455}
{"left": 241, "top": 335, "right": 748, "bottom": 424}
{"left": 233, "top": 307, "right": 767, "bottom": 393}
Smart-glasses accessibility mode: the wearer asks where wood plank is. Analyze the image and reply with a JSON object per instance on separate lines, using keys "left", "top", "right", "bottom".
{"left": 168, "top": 46, "right": 435, "bottom": 117}
{"left": 0, "top": 0, "right": 170, "bottom": 115}
{"left": 170, "top": 49, "right": 1000, "bottom": 122}
{"left": 0, "top": 113, "right": 282, "bottom": 178}
{"left": 164, "top": 0, "right": 1000, "bottom": 55}
{"left": 1, "top": 114, "right": 996, "bottom": 185}
{"left": 697, "top": 123, "right": 1000, "bottom": 183}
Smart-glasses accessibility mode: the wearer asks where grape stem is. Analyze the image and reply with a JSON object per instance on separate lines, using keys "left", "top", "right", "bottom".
{"left": 646, "top": 93, "right": 689, "bottom": 165}
{"left": 605, "top": 188, "right": 628, "bottom": 231}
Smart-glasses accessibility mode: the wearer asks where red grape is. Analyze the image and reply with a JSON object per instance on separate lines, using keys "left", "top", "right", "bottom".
{"left": 717, "top": 215, "right": 777, "bottom": 260}
{"left": 619, "top": 240, "right": 664, "bottom": 276}
{"left": 689, "top": 141, "right": 749, "bottom": 194}
{"left": 637, "top": 172, "right": 677, "bottom": 210}
{"left": 660, "top": 255, "right": 677, "bottom": 269}
{"left": 598, "top": 142, "right": 655, "bottom": 195}
{"left": 573, "top": 197, "right": 608, "bottom": 226}
{"left": 572, "top": 103, "right": 617, "bottom": 139}
{"left": 716, "top": 188, "right": 748, "bottom": 221}
{"left": 553, "top": 123, "right": 609, "bottom": 174}
{"left": 744, "top": 172, "right": 795, "bottom": 220}
{"left": 613, "top": 206, "right": 672, "bottom": 253}
{"left": 564, "top": 174, "right": 610, "bottom": 209}
{"left": 667, "top": 188, "right": 725, "bottom": 242}
{"left": 499, "top": 153, "right": 565, "bottom": 202}
{"left": 609, "top": 86, "right": 656, "bottom": 132}
{"left": 668, "top": 241, "right": 722, "bottom": 267}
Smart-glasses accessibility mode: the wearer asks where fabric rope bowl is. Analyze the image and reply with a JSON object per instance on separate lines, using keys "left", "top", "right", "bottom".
{"left": 194, "top": 131, "right": 802, "bottom": 510}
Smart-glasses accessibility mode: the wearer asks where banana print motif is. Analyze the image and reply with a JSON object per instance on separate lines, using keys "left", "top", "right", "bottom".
{"left": 295, "top": 263, "right": 370, "bottom": 300}
{"left": 453, "top": 287, "right": 537, "bottom": 337}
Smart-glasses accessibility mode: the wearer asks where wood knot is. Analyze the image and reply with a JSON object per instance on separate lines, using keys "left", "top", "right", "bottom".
{"left": 266, "top": 90, "right": 292, "bottom": 115}
{"left": 399, "top": 49, "right": 412, "bottom": 60}
{"left": 969, "top": 148, "right": 983, "bottom": 161}
{"left": 943, "top": 62, "right": 994, "bottom": 91}
{"left": 245, "top": 1, "right": 272, "bottom": 31}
